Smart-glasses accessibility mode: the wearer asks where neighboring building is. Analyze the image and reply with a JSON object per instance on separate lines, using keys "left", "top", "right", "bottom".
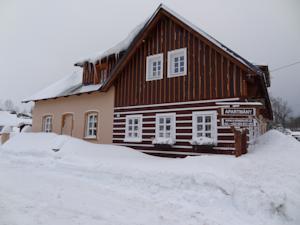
{"left": 24, "top": 5, "right": 272, "bottom": 156}
{"left": 0, "top": 111, "right": 32, "bottom": 135}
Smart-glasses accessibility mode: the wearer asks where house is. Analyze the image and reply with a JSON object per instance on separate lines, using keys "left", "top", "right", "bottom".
{"left": 0, "top": 111, "right": 32, "bottom": 143}
{"left": 24, "top": 4, "right": 272, "bottom": 157}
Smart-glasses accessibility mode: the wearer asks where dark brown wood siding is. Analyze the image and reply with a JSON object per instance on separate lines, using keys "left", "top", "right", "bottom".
{"left": 114, "top": 16, "right": 247, "bottom": 107}
{"left": 82, "top": 56, "right": 118, "bottom": 85}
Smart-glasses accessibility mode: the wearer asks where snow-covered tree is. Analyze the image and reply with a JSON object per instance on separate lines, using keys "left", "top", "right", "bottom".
{"left": 270, "top": 96, "right": 292, "bottom": 128}
{"left": 4, "top": 99, "right": 14, "bottom": 112}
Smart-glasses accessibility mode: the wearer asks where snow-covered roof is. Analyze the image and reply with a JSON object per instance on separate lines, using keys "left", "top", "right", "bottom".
{"left": 0, "top": 111, "right": 32, "bottom": 128}
{"left": 23, "top": 71, "right": 102, "bottom": 103}
{"left": 25, "top": 4, "right": 265, "bottom": 103}
{"left": 75, "top": 4, "right": 263, "bottom": 75}
{"left": 74, "top": 20, "right": 147, "bottom": 66}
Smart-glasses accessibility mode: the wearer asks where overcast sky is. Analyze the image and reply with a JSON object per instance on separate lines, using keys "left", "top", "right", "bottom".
{"left": 0, "top": 0, "right": 299, "bottom": 114}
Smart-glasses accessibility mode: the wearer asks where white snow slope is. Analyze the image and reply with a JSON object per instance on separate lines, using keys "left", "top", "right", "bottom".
{"left": 0, "top": 130, "right": 299, "bottom": 225}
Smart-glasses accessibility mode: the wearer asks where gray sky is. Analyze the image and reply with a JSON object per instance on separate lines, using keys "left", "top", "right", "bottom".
{"left": 1, "top": 0, "right": 300, "bottom": 114}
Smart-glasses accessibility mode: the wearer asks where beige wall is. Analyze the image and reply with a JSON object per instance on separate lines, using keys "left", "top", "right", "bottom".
{"left": 32, "top": 87, "right": 115, "bottom": 144}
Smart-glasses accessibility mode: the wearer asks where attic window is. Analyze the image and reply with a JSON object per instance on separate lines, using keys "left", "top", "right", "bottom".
{"left": 146, "top": 53, "right": 163, "bottom": 81}
{"left": 168, "top": 48, "right": 187, "bottom": 77}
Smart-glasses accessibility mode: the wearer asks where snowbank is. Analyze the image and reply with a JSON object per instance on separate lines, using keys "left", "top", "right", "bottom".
{"left": 0, "top": 130, "right": 300, "bottom": 225}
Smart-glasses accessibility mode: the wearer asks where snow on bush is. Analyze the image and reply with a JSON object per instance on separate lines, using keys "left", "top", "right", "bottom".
{"left": 0, "top": 130, "right": 300, "bottom": 225}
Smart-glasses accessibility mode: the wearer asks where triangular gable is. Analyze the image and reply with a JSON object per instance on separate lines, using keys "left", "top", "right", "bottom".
{"left": 101, "top": 4, "right": 263, "bottom": 91}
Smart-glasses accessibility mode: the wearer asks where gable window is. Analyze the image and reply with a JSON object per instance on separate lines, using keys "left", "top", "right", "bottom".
{"left": 168, "top": 48, "right": 187, "bottom": 77}
{"left": 153, "top": 113, "right": 176, "bottom": 145}
{"left": 146, "top": 53, "right": 163, "bottom": 81}
{"left": 125, "top": 115, "right": 142, "bottom": 142}
{"left": 192, "top": 111, "right": 217, "bottom": 145}
{"left": 85, "top": 112, "right": 98, "bottom": 138}
{"left": 43, "top": 115, "right": 52, "bottom": 133}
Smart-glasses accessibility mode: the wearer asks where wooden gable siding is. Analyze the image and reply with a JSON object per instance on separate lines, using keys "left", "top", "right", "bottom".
{"left": 82, "top": 56, "right": 117, "bottom": 85}
{"left": 114, "top": 16, "right": 247, "bottom": 107}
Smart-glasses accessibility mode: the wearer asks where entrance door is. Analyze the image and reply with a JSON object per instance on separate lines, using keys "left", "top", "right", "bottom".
{"left": 61, "top": 114, "right": 73, "bottom": 136}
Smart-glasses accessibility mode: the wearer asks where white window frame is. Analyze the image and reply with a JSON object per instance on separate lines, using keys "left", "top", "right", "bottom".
{"left": 192, "top": 111, "right": 217, "bottom": 144}
{"left": 125, "top": 114, "right": 143, "bottom": 142}
{"left": 154, "top": 113, "right": 176, "bottom": 144}
{"left": 146, "top": 53, "right": 164, "bottom": 81}
{"left": 43, "top": 115, "right": 52, "bottom": 133}
{"left": 167, "top": 48, "right": 187, "bottom": 78}
{"left": 85, "top": 112, "right": 98, "bottom": 138}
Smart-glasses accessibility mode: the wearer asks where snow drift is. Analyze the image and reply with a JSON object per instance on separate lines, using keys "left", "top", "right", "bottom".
{"left": 0, "top": 130, "right": 300, "bottom": 225}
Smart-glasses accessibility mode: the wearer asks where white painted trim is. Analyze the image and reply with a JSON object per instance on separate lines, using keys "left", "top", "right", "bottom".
{"left": 142, "top": 127, "right": 155, "bottom": 130}
{"left": 114, "top": 105, "right": 227, "bottom": 115}
{"left": 146, "top": 53, "right": 164, "bottom": 81}
{"left": 113, "top": 118, "right": 125, "bottom": 121}
{"left": 155, "top": 113, "right": 176, "bottom": 144}
{"left": 192, "top": 110, "right": 218, "bottom": 144}
{"left": 176, "top": 114, "right": 192, "bottom": 117}
{"left": 125, "top": 114, "right": 143, "bottom": 142}
{"left": 167, "top": 48, "right": 187, "bottom": 78}
{"left": 176, "top": 127, "right": 192, "bottom": 129}
{"left": 143, "top": 115, "right": 156, "bottom": 119}
{"left": 85, "top": 112, "right": 98, "bottom": 138}
{"left": 113, "top": 127, "right": 125, "bottom": 130}
{"left": 216, "top": 102, "right": 263, "bottom": 106}
{"left": 112, "top": 133, "right": 125, "bottom": 136}
{"left": 218, "top": 133, "right": 234, "bottom": 136}
{"left": 217, "top": 140, "right": 235, "bottom": 144}
{"left": 114, "top": 98, "right": 239, "bottom": 110}
{"left": 42, "top": 115, "right": 53, "bottom": 133}
{"left": 142, "top": 121, "right": 155, "bottom": 124}
{"left": 176, "top": 120, "right": 192, "bottom": 123}
{"left": 114, "top": 122, "right": 126, "bottom": 125}
{"left": 213, "top": 147, "right": 235, "bottom": 151}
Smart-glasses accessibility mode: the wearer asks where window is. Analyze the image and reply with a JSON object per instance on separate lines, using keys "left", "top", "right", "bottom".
{"left": 146, "top": 53, "right": 163, "bottom": 81}
{"left": 168, "top": 48, "right": 187, "bottom": 77}
{"left": 43, "top": 115, "right": 52, "bottom": 133}
{"left": 192, "top": 111, "right": 217, "bottom": 144}
{"left": 154, "top": 113, "right": 176, "bottom": 145}
{"left": 85, "top": 112, "right": 98, "bottom": 138}
{"left": 125, "top": 115, "right": 142, "bottom": 142}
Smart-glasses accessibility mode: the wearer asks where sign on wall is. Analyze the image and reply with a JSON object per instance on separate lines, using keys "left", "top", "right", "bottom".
{"left": 222, "top": 108, "right": 256, "bottom": 116}
{"left": 222, "top": 118, "right": 255, "bottom": 127}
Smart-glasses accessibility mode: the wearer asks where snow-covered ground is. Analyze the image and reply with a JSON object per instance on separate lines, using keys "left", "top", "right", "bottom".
{"left": 0, "top": 130, "right": 299, "bottom": 225}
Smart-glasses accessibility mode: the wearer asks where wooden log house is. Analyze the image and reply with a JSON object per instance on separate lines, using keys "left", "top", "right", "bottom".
{"left": 25, "top": 4, "right": 273, "bottom": 157}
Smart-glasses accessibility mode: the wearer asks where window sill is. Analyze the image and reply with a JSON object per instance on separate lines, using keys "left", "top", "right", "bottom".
{"left": 167, "top": 72, "right": 187, "bottom": 78}
{"left": 146, "top": 76, "right": 163, "bottom": 82}
{"left": 84, "top": 136, "right": 97, "bottom": 140}
{"left": 124, "top": 138, "right": 142, "bottom": 143}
